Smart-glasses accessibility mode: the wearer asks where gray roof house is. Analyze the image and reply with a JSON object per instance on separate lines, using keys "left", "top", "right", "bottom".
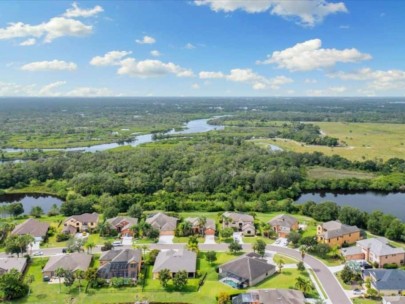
{"left": 383, "top": 296, "right": 405, "bottom": 304}
{"left": 106, "top": 216, "right": 138, "bottom": 236}
{"left": 363, "top": 269, "right": 405, "bottom": 295}
{"left": 63, "top": 212, "right": 99, "bottom": 234}
{"left": 146, "top": 213, "right": 178, "bottom": 235}
{"left": 268, "top": 214, "right": 299, "bottom": 237}
{"left": 319, "top": 221, "right": 360, "bottom": 239}
{"left": 219, "top": 252, "right": 276, "bottom": 288}
{"left": 0, "top": 258, "right": 28, "bottom": 275}
{"left": 42, "top": 253, "right": 92, "bottom": 278}
{"left": 152, "top": 249, "right": 196, "bottom": 278}
{"left": 11, "top": 218, "right": 49, "bottom": 240}
{"left": 222, "top": 212, "right": 255, "bottom": 236}
{"left": 98, "top": 249, "right": 142, "bottom": 280}
{"left": 232, "top": 289, "right": 306, "bottom": 304}
{"left": 184, "top": 217, "right": 216, "bottom": 235}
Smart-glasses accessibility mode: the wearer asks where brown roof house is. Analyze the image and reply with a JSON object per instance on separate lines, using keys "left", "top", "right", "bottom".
{"left": 106, "top": 216, "right": 138, "bottom": 237}
{"left": 268, "top": 214, "right": 299, "bottom": 238}
{"left": 0, "top": 258, "right": 28, "bottom": 275}
{"left": 342, "top": 237, "right": 405, "bottom": 268}
{"left": 152, "top": 249, "right": 196, "bottom": 279}
{"left": 98, "top": 249, "right": 142, "bottom": 280}
{"left": 219, "top": 252, "right": 276, "bottom": 288}
{"left": 317, "top": 220, "right": 361, "bottom": 247}
{"left": 222, "top": 212, "right": 255, "bottom": 236}
{"left": 42, "top": 253, "right": 92, "bottom": 278}
{"left": 63, "top": 212, "right": 99, "bottom": 234}
{"left": 146, "top": 213, "right": 178, "bottom": 235}
{"left": 11, "top": 218, "right": 49, "bottom": 242}
{"left": 232, "top": 289, "right": 306, "bottom": 304}
{"left": 184, "top": 217, "right": 216, "bottom": 236}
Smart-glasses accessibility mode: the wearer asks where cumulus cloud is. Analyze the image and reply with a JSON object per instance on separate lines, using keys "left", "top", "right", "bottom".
{"left": 0, "top": 81, "right": 36, "bottom": 96}
{"left": 258, "top": 39, "right": 371, "bottom": 71}
{"left": 195, "top": 0, "right": 347, "bottom": 26}
{"left": 135, "top": 35, "right": 156, "bottom": 44}
{"left": 329, "top": 68, "right": 405, "bottom": 90}
{"left": 307, "top": 86, "right": 347, "bottom": 96}
{"left": 21, "top": 60, "right": 77, "bottom": 71}
{"left": 38, "top": 81, "right": 67, "bottom": 96}
{"left": 63, "top": 2, "right": 104, "bottom": 18}
{"left": 90, "top": 51, "right": 132, "bottom": 66}
{"left": 66, "top": 87, "right": 113, "bottom": 96}
{"left": 118, "top": 58, "right": 194, "bottom": 78}
{"left": 199, "top": 68, "right": 292, "bottom": 90}
{"left": 150, "top": 50, "right": 161, "bottom": 57}
{"left": 19, "top": 38, "right": 36, "bottom": 46}
{"left": 91, "top": 51, "right": 194, "bottom": 78}
{"left": 0, "top": 17, "right": 93, "bottom": 43}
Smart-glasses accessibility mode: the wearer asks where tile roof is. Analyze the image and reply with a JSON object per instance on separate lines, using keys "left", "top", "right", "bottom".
{"left": 232, "top": 289, "right": 306, "bottom": 304}
{"left": 11, "top": 218, "right": 49, "bottom": 238}
{"left": 364, "top": 269, "right": 405, "bottom": 291}
{"left": 152, "top": 249, "right": 196, "bottom": 273}
{"left": 42, "top": 253, "right": 92, "bottom": 273}
{"left": 320, "top": 220, "right": 360, "bottom": 239}
{"left": 65, "top": 212, "right": 99, "bottom": 224}
{"left": 268, "top": 214, "right": 298, "bottom": 229}
{"left": 146, "top": 213, "right": 177, "bottom": 231}
{"left": 357, "top": 237, "right": 405, "bottom": 257}
{"left": 106, "top": 216, "right": 138, "bottom": 231}
{"left": 220, "top": 253, "right": 276, "bottom": 283}
{"left": 184, "top": 217, "right": 216, "bottom": 231}
{"left": 0, "top": 258, "right": 27, "bottom": 273}
{"left": 341, "top": 246, "right": 363, "bottom": 257}
{"left": 223, "top": 212, "right": 254, "bottom": 223}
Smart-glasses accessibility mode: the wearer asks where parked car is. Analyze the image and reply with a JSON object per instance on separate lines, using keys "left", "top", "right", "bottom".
{"left": 62, "top": 248, "right": 67, "bottom": 253}
{"left": 43, "top": 276, "right": 50, "bottom": 282}
{"left": 353, "top": 288, "right": 363, "bottom": 295}
{"left": 33, "top": 251, "right": 43, "bottom": 256}
{"left": 112, "top": 241, "right": 123, "bottom": 247}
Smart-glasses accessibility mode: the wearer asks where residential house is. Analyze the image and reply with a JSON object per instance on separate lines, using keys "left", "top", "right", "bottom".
{"left": 341, "top": 237, "right": 405, "bottom": 268}
{"left": 98, "top": 249, "right": 142, "bottom": 280}
{"left": 363, "top": 269, "right": 405, "bottom": 296}
{"left": 42, "top": 253, "right": 92, "bottom": 278}
{"left": 0, "top": 258, "right": 28, "bottom": 275}
{"left": 222, "top": 212, "right": 255, "bottom": 236}
{"left": 63, "top": 212, "right": 99, "bottom": 234}
{"left": 268, "top": 214, "right": 299, "bottom": 238}
{"left": 152, "top": 249, "right": 196, "bottom": 279}
{"left": 184, "top": 217, "right": 216, "bottom": 235}
{"left": 383, "top": 296, "right": 405, "bottom": 304}
{"left": 11, "top": 218, "right": 49, "bottom": 242}
{"left": 106, "top": 216, "right": 138, "bottom": 237}
{"left": 317, "top": 220, "right": 361, "bottom": 247}
{"left": 218, "top": 252, "right": 276, "bottom": 288}
{"left": 232, "top": 289, "right": 306, "bottom": 304}
{"left": 146, "top": 212, "right": 178, "bottom": 235}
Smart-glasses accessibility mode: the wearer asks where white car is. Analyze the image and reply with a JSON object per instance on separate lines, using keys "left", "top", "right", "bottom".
{"left": 112, "top": 241, "right": 123, "bottom": 247}
{"left": 33, "top": 251, "right": 43, "bottom": 256}
{"left": 353, "top": 289, "right": 363, "bottom": 295}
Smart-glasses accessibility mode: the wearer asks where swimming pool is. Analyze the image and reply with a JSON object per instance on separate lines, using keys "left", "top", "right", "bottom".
{"left": 221, "top": 278, "right": 240, "bottom": 289}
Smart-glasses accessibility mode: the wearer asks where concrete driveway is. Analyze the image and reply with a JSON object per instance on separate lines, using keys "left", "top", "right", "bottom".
{"left": 158, "top": 235, "right": 174, "bottom": 244}
{"left": 122, "top": 236, "right": 133, "bottom": 245}
{"left": 204, "top": 235, "right": 216, "bottom": 244}
{"left": 233, "top": 232, "right": 244, "bottom": 244}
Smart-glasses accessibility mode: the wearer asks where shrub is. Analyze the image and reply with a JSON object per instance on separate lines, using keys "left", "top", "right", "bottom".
{"left": 383, "top": 263, "right": 398, "bottom": 269}
{"left": 56, "top": 233, "right": 70, "bottom": 242}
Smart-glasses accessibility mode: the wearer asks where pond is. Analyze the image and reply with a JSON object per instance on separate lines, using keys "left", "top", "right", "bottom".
{"left": 3, "top": 117, "right": 224, "bottom": 153}
{"left": 0, "top": 193, "right": 64, "bottom": 216}
{"left": 295, "top": 191, "right": 405, "bottom": 221}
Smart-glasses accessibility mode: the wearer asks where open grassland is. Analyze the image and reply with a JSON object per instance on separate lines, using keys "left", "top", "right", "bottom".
{"left": 307, "top": 167, "right": 375, "bottom": 180}
{"left": 253, "top": 122, "right": 405, "bottom": 161}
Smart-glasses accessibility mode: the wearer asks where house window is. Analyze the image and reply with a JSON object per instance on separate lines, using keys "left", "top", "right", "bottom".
{"left": 349, "top": 234, "right": 351, "bottom": 237}
{"left": 247, "top": 230, "right": 251, "bottom": 234}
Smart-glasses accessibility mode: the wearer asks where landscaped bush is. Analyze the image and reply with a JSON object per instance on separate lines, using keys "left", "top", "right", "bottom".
{"left": 383, "top": 263, "right": 398, "bottom": 269}
{"left": 111, "top": 277, "right": 134, "bottom": 288}
{"left": 56, "top": 233, "right": 70, "bottom": 242}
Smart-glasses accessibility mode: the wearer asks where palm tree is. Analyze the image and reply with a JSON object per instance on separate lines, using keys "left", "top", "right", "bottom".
{"left": 85, "top": 241, "right": 95, "bottom": 254}
{"left": 197, "top": 216, "right": 207, "bottom": 236}
{"left": 300, "top": 246, "right": 307, "bottom": 261}
{"left": 26, "top": 274, "right": 35, "bottom": 295}
{"left": 55, "top": 267, "right": 65, "bottom": 293}
{"left": 85, "top": 268, "right": 98, "bottom": 293}
{"left": 295, "top": 276, "right": 312, "bottom": 294}
{"left": 75, "top": 270, "right": 85, "bottom": 293}
{"left": 277, "top": 258, "right": 285, "bottom": 273}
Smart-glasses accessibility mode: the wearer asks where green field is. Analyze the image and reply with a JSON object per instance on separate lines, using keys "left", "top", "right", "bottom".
{"left": 252, "top": 122, "right": 405, "bottom": 161}
{"left": 307, "top": 167, "right": 375, "bottom": 180}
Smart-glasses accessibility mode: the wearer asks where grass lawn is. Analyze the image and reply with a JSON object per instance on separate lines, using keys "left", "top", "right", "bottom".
{"left": 307, "top": 167, "right": 375, "bottom": 180}
{"left": 352, "top": 298, "right": 381, "bottom": 304}
{"left": 173, "top": 236, "right": 205, "bottom": 244}
{"left": 252, "top": 122, "right": 405, "bottom": 161}
{"left": 273, "top": 254, "right": 298, "bottom": 265}
{"left": 242, "top": 236, "right": 273, "bottom": 244}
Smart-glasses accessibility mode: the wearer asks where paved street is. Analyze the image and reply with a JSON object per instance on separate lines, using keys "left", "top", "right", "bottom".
{"left": 0, "top": 242, "right": 352, "bottom": 304}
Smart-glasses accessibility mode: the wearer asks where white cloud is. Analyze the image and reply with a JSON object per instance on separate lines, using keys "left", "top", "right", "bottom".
{"left": 150, "top": 50, "right": 161, "bottom": 57}
{"left": 191, "top": 83, "right": 200, "bottom": 89}
{"left": 19, "top": 38, "right": 36, "bottom": 46}
{"left": 185, "top": 43, "right": 196, "bottom": 49}
{"left": 0, "top": 17, "right": 93, "bottom": 43}
{"left": 38, "top": 81, "right": 67, "bottom": 96}
{"left": 304, "top": 78, "right": 317, "bottom": 84}
{"left": 21, "top": 60, "right": 77, "bottom": 71}
{"left": 118, "top": 58, "right": 194, "bottom": 78}
{"left": 66, "top": 87, "right": 113, "bottom": 97}
{"left": 199, "top": 68, "right": 292, "bottom": 90}
{"left": 135, "top": 35, "right": 156, "bottom": 44}
{"left": 307, "top": 86, "right": 347, "bottom": 96}
{"left": 90, "top": 51, "right": 132, "bottom": 66}
{"left": 258, "top": 39, "right": 371, "bottom": 71}
{"left": 0, "top": 81, "right": 36, "bottom": 96}
{"left": 195, "top": 0, "right": 347, "bottom": 26}
{"left": 63, "top": 2, "right": 104, "bottom": 18}
{"left": 329, "top": 68, "right": 405, "bottom": 90}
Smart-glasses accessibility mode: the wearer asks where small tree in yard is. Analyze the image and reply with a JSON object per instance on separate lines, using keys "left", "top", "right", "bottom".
{"left": 173, "top": 270, "right": 188, "bottom": 290}
{"left": 85, "top": 268, "right": 98, "bottom": 292}
{"left": 26, "top": 274, "right": 34, "bottom": 295}
{"left": 63, "top": 270, "right": 75, "bottom": 291}
{"left": 55, "top": 267, "right": 65, "bottom": 293}
{"left": 228, "top": 239, "right": 242, "bottom": 254}
{"left": 206, "top": 251, "right": 217, "bottom": 264}
{"left": 253, "top": 239, "right": 266, "bottom": 256}
{"left": 297, "top": 261, "right": 305, "bottom": 271}
{"left": 159, "top": 268, "right": 171, "bottom": 288}
{"left": 277, "top": 258, "right": 285, "bottom": 273}
{"left": 75, "top": 270, "right": 85, "bottom": 293}
{"left": 287, "top": 231, "right": 301, "bottom": 247}
{"left": 30, "top": 206, "right": 44, "bottom": 218}
{"left": 295, "top": 276, "right": 312, "bottom": 294}
{"left": 220, "top": 228, "right": 234, "bottom": 239}
{"left": 0, "top": 269, "right": 28, "bottom": 300}
{"left": 217, "top": 291, "right": 231, "bottom": 304}
{"left": 340, "top": 265, "right": 354, "bottom": 284}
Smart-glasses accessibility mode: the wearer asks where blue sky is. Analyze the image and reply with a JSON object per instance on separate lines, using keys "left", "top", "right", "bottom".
{"left": 0, "top": 0, "right": 404, "bottom": 97}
